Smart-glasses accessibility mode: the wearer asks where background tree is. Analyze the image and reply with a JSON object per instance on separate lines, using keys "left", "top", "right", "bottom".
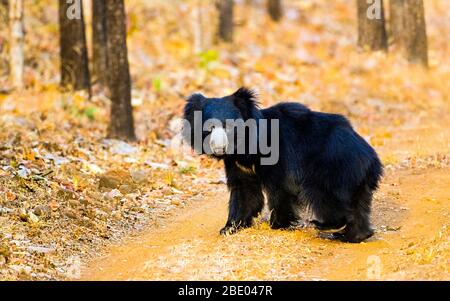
{"left": 402, "top": 0, "right": 428, "bottom": 66}
{"left": 0, "top": 0, "right": 7, "bottom": 23}
{"left": 0, "top": 0, "right": 8, "bottom": 89}
{"left": 192, "top": 0, "right": 204, "bottom": 54}
{"left": 267, "top": 0, "right": 283, "bottom": 22}
{"left": 9, "top": 0, "right": 24, "bottom": 89}
{"left": 389, "top": 0, "right": 405, "bottom": 46}
{"left": 92, "top": 0, "right": 108, "bottom": 87}
{"left": 388, "top": 0, "right": 428, "bottom": 66}
{"left": 357, "top": 0, "right": 388, "bottom": 51}
{"left": 216, "top": 0, "right": 234, "bottom": 42}
{"left": 105, "top": 0, "right": 136, "bottom": 141}
{"left": 58, "top": 0, "right": 90, "bottom": 92}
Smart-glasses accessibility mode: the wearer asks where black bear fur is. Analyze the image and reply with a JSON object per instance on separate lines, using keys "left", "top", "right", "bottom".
{"left": 183, "top": 88, "right": 383, "bottom": 243}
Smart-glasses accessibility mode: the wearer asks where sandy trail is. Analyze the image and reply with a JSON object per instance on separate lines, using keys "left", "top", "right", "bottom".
{"left": 82, "top": 121, "right": 450, "bottom": 280}
{"left": 82, "top": 166, "right": 449, "bottom": 280}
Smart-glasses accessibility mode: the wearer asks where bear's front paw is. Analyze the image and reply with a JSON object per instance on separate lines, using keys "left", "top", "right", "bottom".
{"left": 220, "top": 225, "right": 239, "bottom": 236}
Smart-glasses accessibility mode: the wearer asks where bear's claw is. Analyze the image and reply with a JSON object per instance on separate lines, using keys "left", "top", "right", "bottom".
{"left": 220, "top": 226, "right": 239, "bottom": 236}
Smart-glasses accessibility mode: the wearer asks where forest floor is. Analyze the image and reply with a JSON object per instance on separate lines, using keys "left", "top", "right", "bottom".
{"left": 1, "top": 89, "right": 448, "bottom": 280}
{"left": 82, "top": 119, "right": 450, "bottom": 281}
{"left": 1, "top": 0, "right": 449, "bottom": 280}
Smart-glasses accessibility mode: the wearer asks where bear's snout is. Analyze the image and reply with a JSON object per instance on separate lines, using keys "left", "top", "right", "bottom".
{"left": 210, "top": 127, "right": 228, "bottom": 156}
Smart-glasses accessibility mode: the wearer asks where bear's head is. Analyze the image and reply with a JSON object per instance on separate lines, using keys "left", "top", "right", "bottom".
{"left": 182, "top": 87, "right": 261, "bottom": 158}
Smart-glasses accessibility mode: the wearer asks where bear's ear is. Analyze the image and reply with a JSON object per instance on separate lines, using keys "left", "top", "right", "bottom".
{"left": 232, "top": 87, "right": 259, "bottom": 119}
{"left": 184, "top": 93, "right": 205, "bottom": 119}
{"left": 186, "top": 93, "right": 205, "bottom": 106}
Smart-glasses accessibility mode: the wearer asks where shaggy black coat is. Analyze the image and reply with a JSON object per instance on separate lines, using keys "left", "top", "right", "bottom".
{"left": 183, "top": 88, "right": 383, "bottom": 242}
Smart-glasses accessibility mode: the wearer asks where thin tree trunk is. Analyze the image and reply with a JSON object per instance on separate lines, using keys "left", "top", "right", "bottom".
{"left": 389, "top": 0, "right": 405, "bottom": 46}
{"left": 0, "top": 0, "right": 8, "bottom": 84}
{"left": 0, "top": 0, "right": 8, "bottom": 74}
{"left": 403, "top": 0, "right": 428, "bottom": 66}
{"left": 92, "top": 0, "right": 108, "bottom": 87}
{"left": 216, "top": 0, "right": 234, "bottom": 43}
{"left": 106, "top": 0, "right": 136, "bottom": 141}
{"left": 58, "top": 0, "right": 91, "bottom": 92}
{"left": 357, "top": 0, "right": 388, "bottom": 51}
{"left": 0, "top": 0, "right": 8, "bottom": 23}
{"left": 192, "top": 0, "right": 204, "bottom": 54}
{"left": 267, "top": 0, "right": 283, "bottom": 22}
{"left": 9, "top": 0, "right": 24, "bottom": 89}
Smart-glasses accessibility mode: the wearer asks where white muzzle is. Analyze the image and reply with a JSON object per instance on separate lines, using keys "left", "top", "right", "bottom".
{"left": 209, "top": 127, "right": 228, "bottom": 156}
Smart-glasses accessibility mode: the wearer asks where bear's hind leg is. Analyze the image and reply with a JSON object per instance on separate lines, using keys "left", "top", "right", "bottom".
{"left": 310, "top": 203, "right": 348, "bottom": 234}
{"left": 336, "top": 185, "right": 374, "bottom": 243}
{"left": 306, "top": 187, "right": 349, "bottom": 234}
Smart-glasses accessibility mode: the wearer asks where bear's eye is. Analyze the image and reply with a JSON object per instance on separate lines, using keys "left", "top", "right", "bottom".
{"left": 211, "top": 125, "right": 215, "bottom": 131}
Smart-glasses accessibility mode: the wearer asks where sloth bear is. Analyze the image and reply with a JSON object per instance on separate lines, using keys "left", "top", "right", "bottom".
{"left": 183, "top": 88, "right": 383, "bottom": 243}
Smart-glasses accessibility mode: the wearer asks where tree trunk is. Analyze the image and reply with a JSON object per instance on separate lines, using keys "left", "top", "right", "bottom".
{"left": 106, "top": 0, "right": 136, "bottom": 141}
{"left": 92, "top": 0, "right": 108, "bottom": 87}
{"left": 357, "top": 0, "right": 388, "bottom": 51}
{"left": 389, "top": 0, "right": 405, "bottom": 46}
{"left": 403, "top": 0, "right": 428, "bottom": 66}
{"left": 0, "top": 0, "right": 8, "bottom": 83}
{"left": 58, "top": 0, "right": 90, "bottom": 91}
{"left": 267, "top": 0, "right": 282, "bottom": 22}
{"left": 0, "top": 0, "right": 8, "bottom": 23}
{"left": 192, "top": 0, "right": 204, "bottom": 54}
{"left": 9, "top": 0, "right": 24, "bottom": 89}
{"left": 216, "top": 0, "right": 234, "bottom": 43}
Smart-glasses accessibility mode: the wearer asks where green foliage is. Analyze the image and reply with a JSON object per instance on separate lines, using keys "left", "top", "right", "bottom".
{"left": 198, "top": 50, "right": 219, "bottom": 69}
{"left": 152, "top": 76, "right": 163, "bottom": 92}
{"left": 62, "top": 98, "right": 97, "bottom": 121}
{"left": 179, "top": 166, "right": 197, "bottom": 175}
{"left": 83, "top": 107, "right": 97, "bottom": 121}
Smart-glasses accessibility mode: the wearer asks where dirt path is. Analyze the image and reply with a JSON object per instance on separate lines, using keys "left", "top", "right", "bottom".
{"left": 82, "top": 166, "right": 449, "bottom": 280}
{"left": 83, "top": 119, "right": 450, "bottom": 280}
